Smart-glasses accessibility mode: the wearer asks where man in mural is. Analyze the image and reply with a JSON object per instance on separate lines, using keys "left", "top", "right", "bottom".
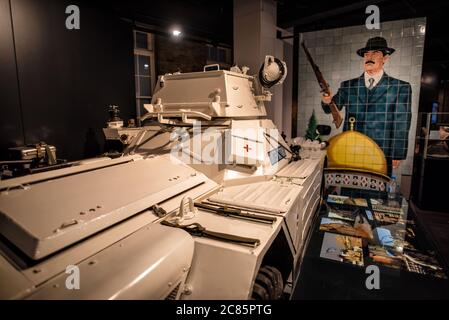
{"left": 321, "top": 37, "right": 412, "bottom": 176}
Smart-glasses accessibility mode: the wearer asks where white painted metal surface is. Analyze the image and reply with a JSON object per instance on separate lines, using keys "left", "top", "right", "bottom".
{"left": 0, "top": 154, "right": 142, "bottom": 191}
{"left": 227, "top": 120, "right": 265, "bottom": 165}
{"left": 0, "top": 254, "right": 34, "bottom": 300}
{"left": 178, "top": 208, "right": 283, "bottom": 300}
{"left": 275, "top": 156, "right": 324, "bottom": 255}
{"left": 0, "top": 154, "right": 206, "bottom": 260}
{"left": 177, "top": 156, "right": 324, "bottom": 299}
{"left": 276, "top": 158, "right": 320, "bottom": 181}
{"left": 208, "top": 180, "right": 302, "bottom": 214}
{"left": 19, "top": 176, "right": 218, "bottom": 291}
{"left": 150, "top": 70, "right": 267, "bottom": 118}
{"left": 26, "top": 224, "right": 194, "bottom": 300}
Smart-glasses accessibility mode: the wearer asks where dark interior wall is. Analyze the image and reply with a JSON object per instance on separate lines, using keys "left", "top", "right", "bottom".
{"left": 1, "top": 0, "right": 135, "bottom": 161}
{"left": 438, "top": 81, "right": 449, "bottom": 113}
{"left": 0, "top": 0, "right": 24, "bottom": 159}
{"left": 417, "top": 17, "right": 447, "bottom": 115}
{"left": 155, "top": 35, "right": 208, "bottom": 75}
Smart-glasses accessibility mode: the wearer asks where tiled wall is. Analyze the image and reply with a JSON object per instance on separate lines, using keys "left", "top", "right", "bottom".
{"left": 298, "top": 18, "right": 426, "bottom": 176}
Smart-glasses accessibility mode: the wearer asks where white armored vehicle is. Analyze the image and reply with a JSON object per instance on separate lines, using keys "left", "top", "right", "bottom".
{"left": 0, "top": 56, "right": 324, "bottom": 299}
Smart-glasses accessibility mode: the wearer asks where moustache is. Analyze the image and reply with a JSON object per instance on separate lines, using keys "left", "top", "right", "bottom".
{"left": 365, "top": 60, "right": 375, "bottom": 65}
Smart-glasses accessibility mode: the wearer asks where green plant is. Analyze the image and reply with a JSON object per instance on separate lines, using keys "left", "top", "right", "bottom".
{"left": 305, "top": 110, "right": 318, "bottom": 141}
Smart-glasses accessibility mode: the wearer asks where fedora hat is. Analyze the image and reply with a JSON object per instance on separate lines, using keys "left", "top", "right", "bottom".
{"left": 356, "top": 37, "right": 395, "bottom": 57}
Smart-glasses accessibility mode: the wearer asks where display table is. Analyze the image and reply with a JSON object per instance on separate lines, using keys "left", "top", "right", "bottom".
{"left": 292, "top": 187, "right": 449, "bottom": 299}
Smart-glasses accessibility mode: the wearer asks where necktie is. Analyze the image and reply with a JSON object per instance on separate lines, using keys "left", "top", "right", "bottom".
{"left": 368, "top": 78, "right": 375, "bottom": 90}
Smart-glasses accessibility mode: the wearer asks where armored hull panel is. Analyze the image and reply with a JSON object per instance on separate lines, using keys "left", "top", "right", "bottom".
{"left": 0, "top": 155, "right": 207, "bottom": 260}
{"left": 26, "top": 224, "right": 194, "bottom": 300}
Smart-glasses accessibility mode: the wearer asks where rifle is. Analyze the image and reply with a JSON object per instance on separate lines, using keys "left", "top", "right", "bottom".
{"left": 194, "top": 202, "right": 276, "bottom": 225}
{"left": 301, "top": 41, "right": 343, "bottom": 129}
{"left": 161, "top": 220, "right": 261, "bottom": 248}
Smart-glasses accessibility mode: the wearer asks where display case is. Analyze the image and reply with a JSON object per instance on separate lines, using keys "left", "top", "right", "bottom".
{"left": 412, "top": 112, "right": 449, "bottom": 213}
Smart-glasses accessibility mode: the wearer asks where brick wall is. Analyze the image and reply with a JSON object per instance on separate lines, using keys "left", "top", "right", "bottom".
{"left": 155, "top": 35, "right": 208, "bottom": 75}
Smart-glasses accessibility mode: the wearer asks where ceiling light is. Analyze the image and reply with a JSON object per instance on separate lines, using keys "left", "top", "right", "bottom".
{"left": 172, "top": 29, "right": 182, "bottom": 37}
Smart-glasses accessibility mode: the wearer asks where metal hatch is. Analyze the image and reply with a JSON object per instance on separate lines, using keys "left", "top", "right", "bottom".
{"left": 276, "top": 159, "right": 319, "bottom": 183}
{"left": 0, "top": 155, "right": 207, "bottom": 260}
{"left": 208, "top": 180, "right": 302, "bottom": 215}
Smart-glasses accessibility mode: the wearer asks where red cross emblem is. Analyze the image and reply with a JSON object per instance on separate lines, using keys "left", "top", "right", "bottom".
{"left": 243, "top": 144, "right": 251, "bottom": 152}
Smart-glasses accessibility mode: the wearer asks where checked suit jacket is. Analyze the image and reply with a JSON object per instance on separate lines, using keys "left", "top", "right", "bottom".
{"left": 322, "top": 73, "right": 412, "bottom": 160}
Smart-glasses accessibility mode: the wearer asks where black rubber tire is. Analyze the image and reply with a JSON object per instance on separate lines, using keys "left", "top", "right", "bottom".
{"left": 260, "top": 266, "right": 284, "bottom": 299}
{"left": 255, "top": 272, "right": 276, "bottom": 299}
{"left": 252, "top": 282, "right": 270, "bottom": 300}
{"left": 251, "top": 265, "right": 284, "bottom": 300}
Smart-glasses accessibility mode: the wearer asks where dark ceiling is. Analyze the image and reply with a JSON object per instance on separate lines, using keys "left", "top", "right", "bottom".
{"left": 108, "top": 0, "right": 234, "bottom": 46}
{"left": 105, "top": 0, "right": 449, "bottom": 78}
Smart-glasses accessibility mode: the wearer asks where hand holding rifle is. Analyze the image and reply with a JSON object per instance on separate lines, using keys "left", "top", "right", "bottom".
{"left": 321, "top": 90, "right": 333, "bottom": 105}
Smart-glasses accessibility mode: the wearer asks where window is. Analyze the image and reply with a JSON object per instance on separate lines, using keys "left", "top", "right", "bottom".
{"left": 208, "top": 46, "right": 217, "bottom": 61}
{"left": 135, "top": 32, "right": 149, "bottom": 50}
{"left": 218, "top": 48, "right": 226, "bottom": 63}
{"left": 134, "top": 31, "right": 153, "bottom": 51}
{"left": 206, "top": 44, "right": 232, "bottom": 68}
{"left": 133, "top": 31, "right": 155, "bottom": 124}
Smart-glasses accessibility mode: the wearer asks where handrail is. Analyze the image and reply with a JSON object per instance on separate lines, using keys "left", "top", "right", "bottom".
{"left": 140, "top": 109, "right": 212, "bottom": 122}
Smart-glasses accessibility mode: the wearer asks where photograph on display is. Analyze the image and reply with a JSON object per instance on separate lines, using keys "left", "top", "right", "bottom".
{"left": 375, "top": 224, "right": 417, "bottom": 251}
{"left": 320, "top": 232, "right": 364, "bottom": 266}
{"left": 368, "top": 245, "right": 404, "bottom": 270}
{"left": 320, "top": 217, "right": 373, "bottom": 239}
{"left": 327, "top": 205, "right": 357, "bottom": 222}
{"left": 369, "top": 244, "right": 448, "bottom": 279}
{"left": 370, "top": 198, "right": 404, "bottom": 214}
{"left": 373, "top": 211, "right": 411, "bottom": 225}
{"left": 327, "top": 194, "right": 368, "bottom": 207}
{"left": 365, "top": 209, "right": 374, "bottom": 221}
{"left": 403, "top": 251, "right": 447, "bottom": 279}
{"left": 320, "top": 217, "right": 354, "bottom": 235}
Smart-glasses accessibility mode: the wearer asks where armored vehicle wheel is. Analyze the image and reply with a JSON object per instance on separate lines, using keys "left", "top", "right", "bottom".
{"left": 252, "top": 283, "right": 270, "bottom": 300}
{"left": 260, "top": 266, "right": 283, "bottom": 299}
{"left": 251, "top": 265, "right": 284, "bottom": 300}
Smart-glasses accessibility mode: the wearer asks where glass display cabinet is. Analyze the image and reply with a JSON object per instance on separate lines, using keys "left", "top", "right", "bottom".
{"left": 412, "top": 112, "right": 449, "bottom": 213}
